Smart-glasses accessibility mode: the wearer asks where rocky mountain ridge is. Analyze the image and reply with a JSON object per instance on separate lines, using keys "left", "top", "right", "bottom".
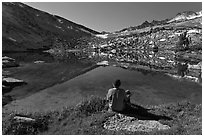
{"left": 117, "top": 10, "right": 201, "bottom": 34}
{"left": 2, "top": 2, "right": 99, "bottom": 52}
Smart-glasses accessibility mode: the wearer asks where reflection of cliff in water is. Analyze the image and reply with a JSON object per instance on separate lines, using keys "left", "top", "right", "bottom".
{"left": 84, "top": 47, "right": 177, "bottom": 70}
{"left": 48, "top": 44, "right": 201, "bottom": 80}
{"left": 3, "top": 52, "right": 55, "bottom": 63}
{"left": 80, "top": 45, "right": 201, "bottom": 79}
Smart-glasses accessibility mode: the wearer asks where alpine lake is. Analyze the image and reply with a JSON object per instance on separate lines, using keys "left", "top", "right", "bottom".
{"left": 3, "top": 48, "right": 202, "bottom": 113}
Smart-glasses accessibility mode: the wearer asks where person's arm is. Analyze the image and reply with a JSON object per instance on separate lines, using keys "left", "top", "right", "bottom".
{"left": 106, "top": 90, "right": 112, "bottom": 101}
{"left": 124, "top": 95, "right": 129, "bottom": 102}
{"left": 122, "top": 90, "right": 128, "bottom": 102}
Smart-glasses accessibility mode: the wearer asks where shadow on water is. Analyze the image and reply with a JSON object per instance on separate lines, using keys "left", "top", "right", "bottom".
{"left": 2, "top": 80, "right": 27, "bottom": 94}
{"left": 121, "top": 103, "right": 172, "bottom": 120}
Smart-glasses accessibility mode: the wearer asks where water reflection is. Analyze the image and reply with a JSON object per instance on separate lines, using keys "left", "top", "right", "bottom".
{"left": 70, "top": 44, "right": 201, "bottom": 79}
{"left": 3, "top": 52, "right": 55, "bottom": 63}
{"left": 4, "top": 44, "right": 200, "bottom": 79}
{"left": 82, "top": 47, "right": 177, "bottom": 70}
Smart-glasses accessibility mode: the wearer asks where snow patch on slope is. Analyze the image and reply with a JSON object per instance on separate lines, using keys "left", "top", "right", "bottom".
{"left": 95, "top": 34, "right": 108, "bottom": 39}
{"left": 168, "top": 10, "right": 202, "bottom": 23}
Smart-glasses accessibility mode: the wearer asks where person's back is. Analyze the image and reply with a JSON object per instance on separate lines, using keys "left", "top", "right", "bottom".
{"left": 106, "top": 80, "right": 127, "bottom": 112}
{"left": 107, "top": 88, "right": 126, "bottom": 112}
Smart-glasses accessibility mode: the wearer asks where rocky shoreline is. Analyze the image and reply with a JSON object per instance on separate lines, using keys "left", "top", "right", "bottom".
{"left": 2, "top": 56, "right": 26, "bottom": 106}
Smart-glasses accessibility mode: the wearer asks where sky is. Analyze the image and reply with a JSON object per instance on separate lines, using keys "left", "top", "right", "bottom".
{"left": 24, "top": 2, "right": 202, "bottom": 32}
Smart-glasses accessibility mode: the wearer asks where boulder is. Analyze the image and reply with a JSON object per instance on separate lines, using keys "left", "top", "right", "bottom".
{"left": 2, "top": 56, "right": 19, "bottom": 68}
{"left": 188, "top": 62, "right": 202, "bottom": 70}
{"left": 2, "top": 77, "right": 26, "bottom": 87}
{"left": 3, "top": 77, "right": 24, "bottom": 83}
{"left": 14, "top": 116, "right": 36, "bottom": 122}
{"left": 97, "top": 61, "right": 109, "bottom": 66}
{"left": 159, "top": 38, "right": 166, "bottom": 42}
{"left": 158, "top": 56, "right": 166, "bottom": 60}
{"left": 2, "top": 56, "right": 15, "bottom": 61}
{"left": 111, "top": 49, "right": 116, "bottom": 54}
{"left": 104, "top": 114, "right": 170, "bottom": 132}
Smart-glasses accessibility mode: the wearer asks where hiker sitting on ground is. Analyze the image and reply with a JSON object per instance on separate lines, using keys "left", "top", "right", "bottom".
{"left": 106, "top": 80, "right": 129, "bottom": 112}
{"left": 125, "top": 90, "right": 132, "bottom": 105}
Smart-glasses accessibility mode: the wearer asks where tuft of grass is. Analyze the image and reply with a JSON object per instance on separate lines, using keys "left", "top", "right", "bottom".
{"left": 75, "top": 96, "right": 107, "bottom": 116}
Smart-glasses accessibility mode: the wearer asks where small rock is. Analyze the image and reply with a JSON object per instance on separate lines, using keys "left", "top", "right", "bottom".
{"left": 121, "top": 65, "right": 128, "bottom": 69}
{"left": 178, "top": 111, "right": 185, "bottom": 117}
{"left": 2, "top": 77, "right": 26, "bottom": 87}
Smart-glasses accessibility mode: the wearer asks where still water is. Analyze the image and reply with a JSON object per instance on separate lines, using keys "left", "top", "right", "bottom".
{"left": 3, "top": 51, "right": 202, "bottom": 112}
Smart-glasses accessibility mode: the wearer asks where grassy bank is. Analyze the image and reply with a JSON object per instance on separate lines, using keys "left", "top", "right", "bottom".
{"left": 2, "top": 96, "right": 201, "bottom": 135}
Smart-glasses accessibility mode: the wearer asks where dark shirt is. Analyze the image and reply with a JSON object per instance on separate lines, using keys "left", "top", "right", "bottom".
{"left": 106, "top": 87, "right": 127, "bottom": 112}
